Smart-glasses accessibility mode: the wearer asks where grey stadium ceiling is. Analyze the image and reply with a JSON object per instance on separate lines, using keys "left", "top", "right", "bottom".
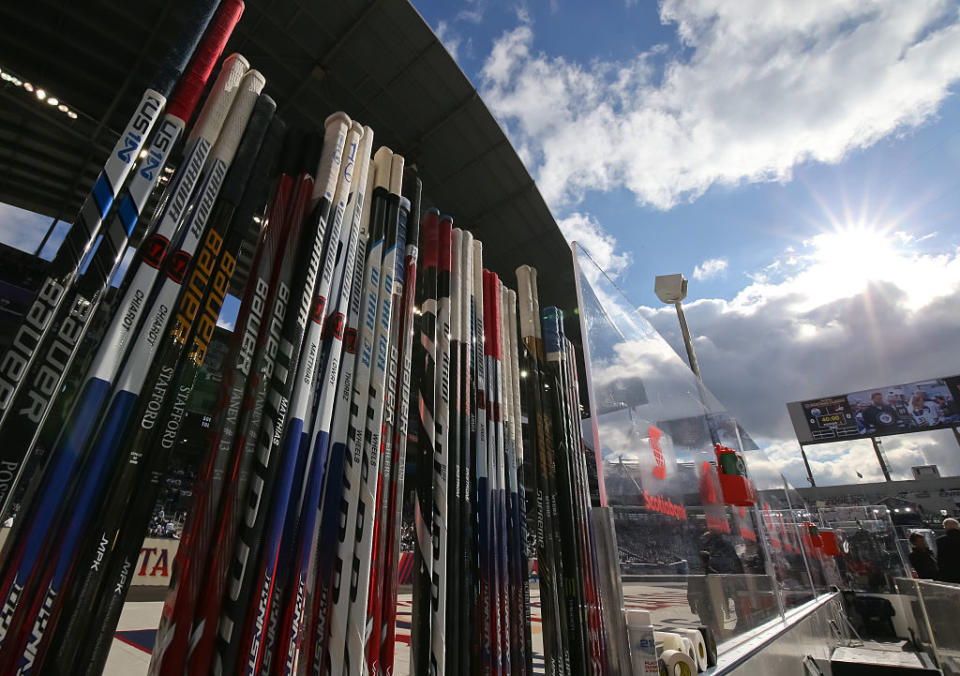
{"left": 0, "top": 0, "right": 583, "bottom": 336}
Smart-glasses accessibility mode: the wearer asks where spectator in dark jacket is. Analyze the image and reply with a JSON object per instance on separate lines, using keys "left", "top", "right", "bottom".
{"left": 908, "top": 532, "right": 938, "bottom": 579}
{"left": 935, "top": 518, "right": 960, "bottom": 583}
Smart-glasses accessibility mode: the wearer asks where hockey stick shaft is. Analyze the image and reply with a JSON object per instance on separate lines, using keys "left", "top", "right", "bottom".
{"left": 0, "top": 0, "right": 222, "bottom": 450}
{"left": 0, "top": 0, "right": 242, "bottom": 522}
{"left": 0, "top": 51, "right": 250, "bottom": 592}
{"left": 184, "top": 129, "right": 317, "bottom": 676}
{"left": 410, "top": 208, "right": 439, "bottom": 676}
{"left": 26, "top": 85, "right": 271, "bottom": 676}
{"left": 214, "top": 114, "right": 349, "bottom": 676}
{"left": 0, "top": 70, "right": 264, "bottom": 669}
{"left": 68, "top": 95, "right": 279, "bottom": 676}
{"left": 147, "top": 115, "right": 286, "bottom": 676}
{"left": 376, "top": 168, "right": 421, "bottom": 676}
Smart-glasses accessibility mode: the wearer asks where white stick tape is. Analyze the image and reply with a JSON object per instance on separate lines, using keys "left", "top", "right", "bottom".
{"left": 654, "top": 631, "right": 686, "bottom": 653}
{"left": 679, "top": 628, "right": 708, "bottom": 671}
{"left": 660, "top": 649, "right": 696, "bottom": 676}
{"left": 680, "top": 637, "right": 699, "bottom": 671}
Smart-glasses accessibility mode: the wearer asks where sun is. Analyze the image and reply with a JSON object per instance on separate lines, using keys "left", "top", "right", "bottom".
{"left": 807, "top": 223, "right": 901, "bottom": 287}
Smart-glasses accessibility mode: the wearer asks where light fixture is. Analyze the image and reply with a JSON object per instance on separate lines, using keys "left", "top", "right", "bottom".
{"left": 139, "top": 150, "right": 148, "bottom": 159}
{"left": 2, "top": 65, "right": 75, "bottom": 118}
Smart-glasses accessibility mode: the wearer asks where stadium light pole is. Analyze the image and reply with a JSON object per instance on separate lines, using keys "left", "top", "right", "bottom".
{"left": 800, "top": 446, "right": 817, "bottom": 487}
{"left": 655, "top": 273, "right": 701, "bottom": 380}
{"left": 871, "top": 437, "right": 892, "bottom": 482}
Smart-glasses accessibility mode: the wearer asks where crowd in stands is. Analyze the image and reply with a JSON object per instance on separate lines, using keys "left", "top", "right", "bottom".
{"left": 147, "top": 456, "right": 195, "bottom": 538}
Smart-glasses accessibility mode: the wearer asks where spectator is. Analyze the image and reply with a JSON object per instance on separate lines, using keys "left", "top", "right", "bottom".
{"left": 936, "top": 518, "right": 960, "bottom": 583}
{"left": 909, "top": 391, "right": 941, "bottom": 428}
{"left": 860, "top": 392, "right": 903, "bottom": 435}
{"left": 687, "top": 550, "right": 722, "bottom": 634}
{"left": 935, "top": 396, "right": 959, "bottom": 424}
{"left": 908, "top": 532, "right": 937, "bottom": 579}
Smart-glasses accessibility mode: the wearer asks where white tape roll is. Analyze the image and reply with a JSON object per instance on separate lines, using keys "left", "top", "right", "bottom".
{"left": 679, "top": 629, "right": 708, "bottom": 671}
{"left": 680, "top": 637, "right": 699, "bottom": 671}
{"left": 654, "top": 631, "right": 686, "bottom": 653}
{"left": 660, "top": 649, "right": 696, "bottom": 676}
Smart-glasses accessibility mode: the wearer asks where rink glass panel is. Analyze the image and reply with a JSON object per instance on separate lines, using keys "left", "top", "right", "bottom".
{"left": 819, "top": 505, "right": 909, "bottom": 593}
{"left": 894, "top": 577, "right": 960, "bottom": 670}
{"left": 572, "top": 245, "right": 823, "bottom": 651}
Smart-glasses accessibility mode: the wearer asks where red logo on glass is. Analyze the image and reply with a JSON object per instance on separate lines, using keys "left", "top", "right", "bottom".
{"left": 649, "top": 425, "right": 666, "bottom": 480}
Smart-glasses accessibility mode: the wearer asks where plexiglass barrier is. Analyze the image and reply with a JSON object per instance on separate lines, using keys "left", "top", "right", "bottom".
{"left": 819, "top": 505, "right": 909, "bottom": 593}
{"left": 571, "top": 244, "right": 829, "bottom": 651}
{"left": 894, "top": 578, "right": 960, "bottom": 675}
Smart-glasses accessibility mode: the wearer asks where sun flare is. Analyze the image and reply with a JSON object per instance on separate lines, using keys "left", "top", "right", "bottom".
{"left": 808, "top": 225, "right": 901, "bottom": 286}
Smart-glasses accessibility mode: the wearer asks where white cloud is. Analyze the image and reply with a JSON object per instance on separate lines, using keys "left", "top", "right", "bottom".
{"left": 456, "top": 1, "right": 484, "bottom": 24}
{"left": 435, "top": 20, "right": 461, "bottom": 63}
{"left": 514, "top": 2, "right": 532, "bottom": 25}
{"left": 480, "top": 1, "right": 960, "bottom": 210}
{"left": 558, "top": 212, "right": 630, "bottom": 277}
{"left": 693, "top": 257, "right": 728, "bottom": 280}
{"left": 639, "top": 234, "right": 960, "bottom": 485}
{"left": 761, "top": 431, "right": 960, "bottom": 487}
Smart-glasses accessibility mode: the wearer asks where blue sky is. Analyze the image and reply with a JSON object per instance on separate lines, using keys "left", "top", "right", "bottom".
{"left": 412, "top": 0, "right": 960, "bottom": 485}
{"left": 416, "top": 0, "right": 960, "bottom": 301}
{"left": 2, "top": 0, "right": 959, "bottom": 486}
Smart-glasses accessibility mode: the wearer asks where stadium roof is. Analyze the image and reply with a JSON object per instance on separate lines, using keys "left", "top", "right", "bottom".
{"left": 0, "top": 0, "right": 580, "bottom": 329}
